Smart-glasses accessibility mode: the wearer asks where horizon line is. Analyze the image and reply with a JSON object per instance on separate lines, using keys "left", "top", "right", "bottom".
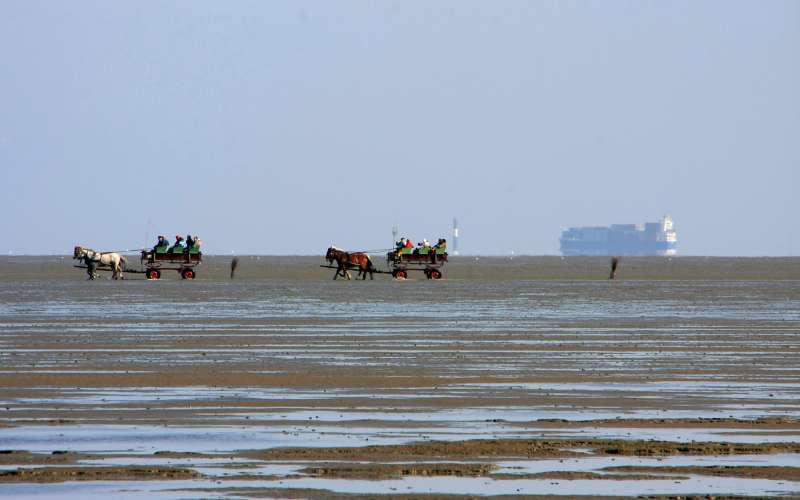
{"left": 2, "top": 253, "right": 799, "bottom": 259}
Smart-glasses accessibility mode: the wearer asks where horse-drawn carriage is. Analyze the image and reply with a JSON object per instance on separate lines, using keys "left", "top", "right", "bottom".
{"left": 387, "top": 246, "right": 448, "bottom": 279}
{"left": 140, "top": 244, "right": 202, "bottom": 280}
{"left": 73, "top": 244, "right": 202, "bottom": 280}
{"left": 322, "top": 244, "right": 448, "bottom": 280}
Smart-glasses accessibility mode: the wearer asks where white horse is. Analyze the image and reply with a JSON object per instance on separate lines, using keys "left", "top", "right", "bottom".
{"left": 73, "top": 246, "right": 127, "bottom": 280}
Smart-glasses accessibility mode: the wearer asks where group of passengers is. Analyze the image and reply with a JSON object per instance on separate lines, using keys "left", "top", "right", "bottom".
{"left": 394, "top": 237, "right": 446, "bottom": 257}
{"left": 153, "top": 234, "right": 202, "bottom": 252}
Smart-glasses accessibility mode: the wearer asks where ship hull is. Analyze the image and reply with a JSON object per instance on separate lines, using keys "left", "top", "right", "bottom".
{"left": 560, "top": 240, "right": 677, "bottom": 257}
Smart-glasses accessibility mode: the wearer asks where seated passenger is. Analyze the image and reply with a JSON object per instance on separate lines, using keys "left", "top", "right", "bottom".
{"left": 394, "top": 238, "right": 407, "bottom": 259}
{"left": 170, "top": 235, "right": 185, "bottom": 252}
{"left": 192, "top": 235, "right": 202, "bottom": 249}
{"left": 405, "top": 238, "right": 414, "bottom": 249}
{"left": 428, "top": 238, "right": 445, "bottom": 261}
{"left": 153, "top": 235, "right": 168, "bottom": 250}
{"left": 186, "top": 234, "right": 195, "bottom": 248}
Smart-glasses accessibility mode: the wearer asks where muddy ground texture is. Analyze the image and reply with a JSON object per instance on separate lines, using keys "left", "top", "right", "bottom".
{"left": 0, "top": 256, "right": 798, "bottom": 497}
{"left": 2, "top": 437, "right": 800, "bottom": 482}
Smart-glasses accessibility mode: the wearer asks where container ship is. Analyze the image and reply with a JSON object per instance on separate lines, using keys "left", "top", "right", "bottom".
{"left": 559, "top": 215, "right": 677, "bottom": 256}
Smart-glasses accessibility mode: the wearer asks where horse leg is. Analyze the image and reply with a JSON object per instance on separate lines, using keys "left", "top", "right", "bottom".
{"left": 361, "top": 261, "right": 369, "bottom": 280}
{"left": 333, "top": 264, "right": 340, "bottom": 280}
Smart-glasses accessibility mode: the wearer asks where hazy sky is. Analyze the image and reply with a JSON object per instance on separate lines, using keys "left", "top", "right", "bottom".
{"left": 1, "top": 1, "right": 798, "bottom": 255}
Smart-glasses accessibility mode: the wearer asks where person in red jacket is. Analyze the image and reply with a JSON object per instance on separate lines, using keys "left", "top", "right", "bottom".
{"left": 169, "top": 235, "right": 185, "bottom": 252}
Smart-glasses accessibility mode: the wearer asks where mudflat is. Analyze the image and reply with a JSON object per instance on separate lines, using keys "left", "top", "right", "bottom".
{"left": 0, "top": 256, "right": 798, "bottom": 498}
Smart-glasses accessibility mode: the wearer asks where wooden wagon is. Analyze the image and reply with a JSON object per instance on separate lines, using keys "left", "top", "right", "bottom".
{"left": 387, "top": 246, "right": 448, "bottom": 279}
{"left": 140, "top": 245, "right": 202, "bottom": 280}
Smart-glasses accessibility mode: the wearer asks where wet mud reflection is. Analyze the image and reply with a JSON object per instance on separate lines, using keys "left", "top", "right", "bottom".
{"left": 0, "top": 257, "right": 799, "bottom": 496}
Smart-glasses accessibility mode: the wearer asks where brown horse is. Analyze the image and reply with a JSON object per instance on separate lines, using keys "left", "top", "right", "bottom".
{"left": 325, "top": 246, "right": 375, "bottom": 280}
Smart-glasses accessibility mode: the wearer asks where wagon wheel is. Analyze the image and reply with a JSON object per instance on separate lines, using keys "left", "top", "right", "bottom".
{"left": 395, "top": 270, "right": 408, "bottom": 279}
{"left": 424, "top": 269, "right": 432, "bottom": 279}
{"left": 430, "top": 269, "right": 442, "bottom": 280}
{"left": 146, "top": 269, "right": 161, "bottom": 280}
{"left": 181, "top": 268, "right": 196, "bottom": 280}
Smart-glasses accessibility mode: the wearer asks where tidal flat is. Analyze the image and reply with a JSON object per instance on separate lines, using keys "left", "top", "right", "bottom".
{"left": 0, "top": 255, "right": 798, "bottom": 498}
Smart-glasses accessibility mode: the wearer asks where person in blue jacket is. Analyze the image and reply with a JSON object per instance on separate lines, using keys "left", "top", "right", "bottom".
{"left": 153, "top": 235, "right": 168, "bottom": 251}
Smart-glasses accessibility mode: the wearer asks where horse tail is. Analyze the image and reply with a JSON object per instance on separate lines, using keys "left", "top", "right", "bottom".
{"left": 119, "top": 255, "right": 127, "bottom": 270}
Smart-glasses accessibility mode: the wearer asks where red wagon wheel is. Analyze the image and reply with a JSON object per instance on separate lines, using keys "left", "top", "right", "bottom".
{"left": 146, "top": 269, "right": 161, "bottom": 280}
{"left": 181, "top": 268, "right": 195, "bottom": 280}
{"left": 430, "top": 269, "right": 442, "bottom": 280}
{"left": 393, "top": 270, "right": 408, "bottom": 279}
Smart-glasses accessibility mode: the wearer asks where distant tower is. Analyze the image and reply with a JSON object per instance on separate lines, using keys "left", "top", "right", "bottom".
{"left": 392, "top": 224, "right": 398, "bottom": 247}
{"left": 452, "top": 218, "right": 460, "bottom": 256}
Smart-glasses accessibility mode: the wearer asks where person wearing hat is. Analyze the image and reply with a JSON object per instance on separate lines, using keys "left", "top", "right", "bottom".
{"left": 153, "top": 235, "right": 168, "bottom": 251}
{"left": 169, "top": 235, "right": 185, "bottom": 252}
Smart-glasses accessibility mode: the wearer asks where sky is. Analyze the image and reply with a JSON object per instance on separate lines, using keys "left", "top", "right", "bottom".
{"left": 1, "top": 1, "right": 798, "bottom": 255}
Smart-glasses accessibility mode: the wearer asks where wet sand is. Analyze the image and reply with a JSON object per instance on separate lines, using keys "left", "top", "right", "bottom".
{"left": 3, "top": 254, "right": 800, "bottom": 281}
{"left": 0, "top": 256, "right": 798, "bottom": 498}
